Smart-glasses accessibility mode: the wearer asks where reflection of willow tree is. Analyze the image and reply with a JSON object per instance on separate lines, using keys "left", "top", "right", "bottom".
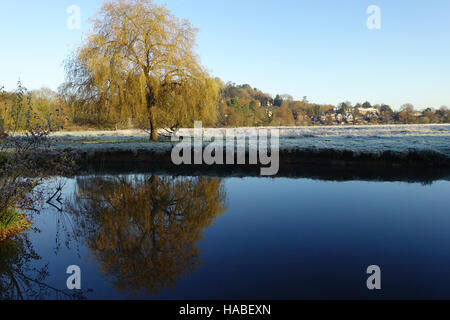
{"left": 0, "top": 236, "right": 85, "bottom": 300}
{"left": 70, "top": 175, "right": 227, "bottom": 296}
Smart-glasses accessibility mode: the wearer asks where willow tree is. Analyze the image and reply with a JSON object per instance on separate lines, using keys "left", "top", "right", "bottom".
{"left": 68, "top": 0, "right": 217, "bottom": 140}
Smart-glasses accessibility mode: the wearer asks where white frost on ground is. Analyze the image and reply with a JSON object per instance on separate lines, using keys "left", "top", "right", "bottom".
{"left": 49, "top": 124, "right": 450, "bottom": 157}
{"left": 51, "top": 124, "right": 450, "bottom": 139}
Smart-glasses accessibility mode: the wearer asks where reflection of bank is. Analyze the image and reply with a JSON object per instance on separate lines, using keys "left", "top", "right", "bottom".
{"left": 0, "top": 235, "right": 85, "bottom": 300}
{"left": 69, "top": 175, "right": 227, "bottom": 297}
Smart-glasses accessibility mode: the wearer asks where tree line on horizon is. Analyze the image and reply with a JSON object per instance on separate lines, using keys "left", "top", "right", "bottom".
{"left": 1, "top": 81, "right": 449, "bottom": 133}
{"left": 1, "top": 0, "right": 449, "bottom": 136}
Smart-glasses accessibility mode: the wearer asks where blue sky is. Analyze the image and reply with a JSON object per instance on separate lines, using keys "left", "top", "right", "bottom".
{"left": 0, "top": 0, "right": 449, "bottom": 109}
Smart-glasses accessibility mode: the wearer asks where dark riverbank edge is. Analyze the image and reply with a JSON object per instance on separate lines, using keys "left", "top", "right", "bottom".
{"left": 46, "top": 147, "right": 450, "bottom": 184}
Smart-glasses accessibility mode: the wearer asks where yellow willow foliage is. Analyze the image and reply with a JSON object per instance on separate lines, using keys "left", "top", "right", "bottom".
{"left": 154, "top": 76, "right": 219, "bottom": 128}
{"left": 69, "top": 175, "right": 227, "bottom": 296}
{"left": 65, "top": 0, "right": 218, "bottom": 134}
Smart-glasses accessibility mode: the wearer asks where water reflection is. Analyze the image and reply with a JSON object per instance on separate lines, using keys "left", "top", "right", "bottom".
{"left": 68, "top": 175, "right": 227, "bottom": 296}
{"left": 0, "top": 235, "right": 85, "bottom": 300}
{"left": 2, "top": 172, "right": 449, "bottom": 300}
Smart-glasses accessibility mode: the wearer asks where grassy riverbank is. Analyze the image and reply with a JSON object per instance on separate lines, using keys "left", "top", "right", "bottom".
{"left": 43, "top": 124, "right": 450, "bottom": 170}
{"left": 0, "top": 209, "right": 32, "bottom": 241}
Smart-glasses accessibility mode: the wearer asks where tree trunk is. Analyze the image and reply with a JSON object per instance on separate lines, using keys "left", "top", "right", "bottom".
{"left": 146, "top": 84, "right": 158, "bottom": 142}
{"left": 148, "top": 107, "right": 158, "bottom": 142}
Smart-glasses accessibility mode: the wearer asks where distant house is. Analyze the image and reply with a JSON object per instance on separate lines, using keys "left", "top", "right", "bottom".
{"left": 359, "top": 108, "right": 379, "bottom": 116}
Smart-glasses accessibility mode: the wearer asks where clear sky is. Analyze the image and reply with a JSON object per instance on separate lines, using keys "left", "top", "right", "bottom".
{"left": 1, "top": 0, "right": 449, "bottom": 109}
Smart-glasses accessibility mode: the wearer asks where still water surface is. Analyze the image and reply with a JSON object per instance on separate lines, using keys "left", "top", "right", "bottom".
{"left": 2, "top": 174, "right": 450, "bottom": 299}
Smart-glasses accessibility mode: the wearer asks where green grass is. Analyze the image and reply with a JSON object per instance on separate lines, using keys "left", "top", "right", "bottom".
{"left": 0, "top": 208, "right": 32, "bottom": 241}
{"left": 0, "top": 208, "right": 20, "bottom": 228}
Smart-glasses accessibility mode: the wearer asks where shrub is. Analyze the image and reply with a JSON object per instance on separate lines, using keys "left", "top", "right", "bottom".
{"left": 0, "top": 83, "right": 77, "bottom": 241}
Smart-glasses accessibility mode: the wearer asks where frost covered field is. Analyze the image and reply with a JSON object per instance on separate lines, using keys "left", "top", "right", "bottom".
{"left": 50, "top": 124, "right": 450, "bottom": 158}
{"left": 52, "top": 124, "right": 450, "bottom": 139}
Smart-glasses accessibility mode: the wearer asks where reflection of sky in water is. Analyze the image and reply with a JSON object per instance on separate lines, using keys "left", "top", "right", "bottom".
{"left": 6, "top": 175, "right": 450, "bottom": 300}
